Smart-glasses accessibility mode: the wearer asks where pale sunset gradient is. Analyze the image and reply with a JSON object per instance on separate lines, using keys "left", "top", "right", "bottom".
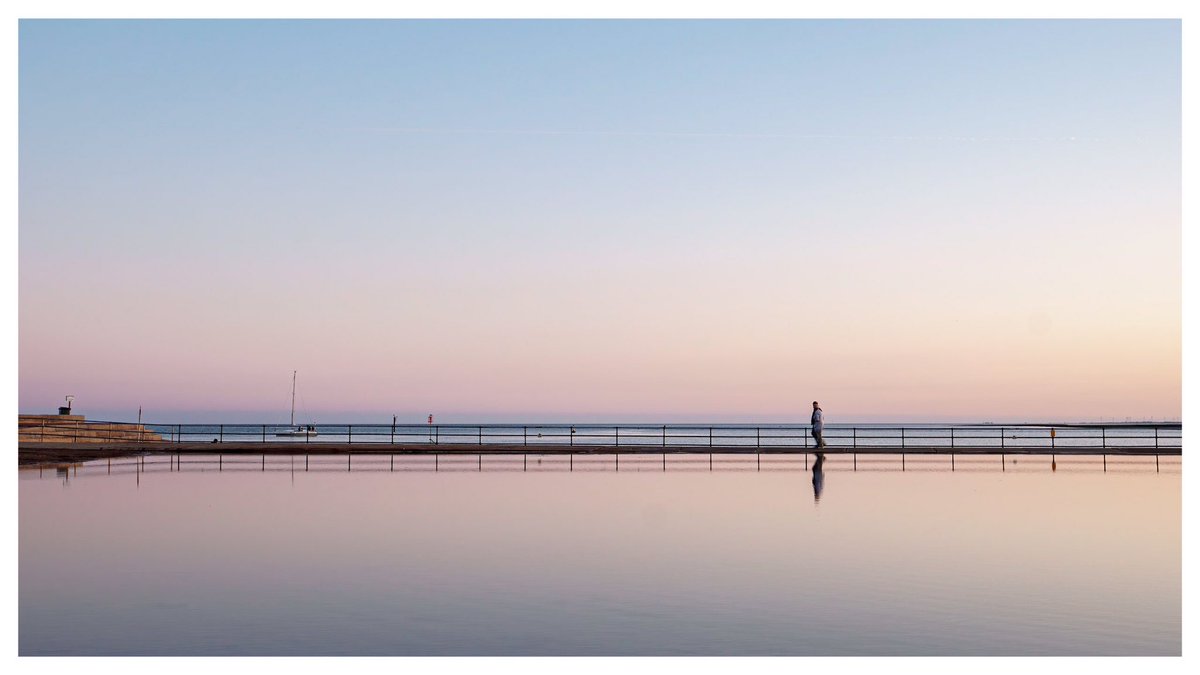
{"left": 18, "top": 20, "right": 1180, "bottom": 423}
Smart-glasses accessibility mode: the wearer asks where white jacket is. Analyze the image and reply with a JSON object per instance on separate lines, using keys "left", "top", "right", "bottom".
{"left": 811, "top": 408, "right": 824, "bottom": 431}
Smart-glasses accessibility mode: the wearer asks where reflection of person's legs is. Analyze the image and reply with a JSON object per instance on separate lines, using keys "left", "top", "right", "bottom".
{"left": 814, "top": 428, "right": 824, "bottom": 448}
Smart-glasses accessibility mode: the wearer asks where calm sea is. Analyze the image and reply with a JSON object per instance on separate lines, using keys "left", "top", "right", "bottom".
{"left": 141, "top": 422, "right": 1181, "bottom": 451}
{"left": 19, "top": 452, "right": 1180, "bottom": 655}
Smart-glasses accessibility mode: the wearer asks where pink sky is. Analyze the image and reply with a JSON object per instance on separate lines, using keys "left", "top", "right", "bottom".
{"left": 18, "top": 20, "right": 1181, "bottom": 423}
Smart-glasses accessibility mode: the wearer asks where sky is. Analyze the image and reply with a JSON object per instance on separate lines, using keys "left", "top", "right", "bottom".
{"left": 17, "top": 19, "right": 1181, "bottom": 423}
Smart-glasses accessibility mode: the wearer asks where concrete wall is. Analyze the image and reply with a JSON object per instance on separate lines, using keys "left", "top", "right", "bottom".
{"left": 18, "top": 415, "right": 164, "bottom": 444}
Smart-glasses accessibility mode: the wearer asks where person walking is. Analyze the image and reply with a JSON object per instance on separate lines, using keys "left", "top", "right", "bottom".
{"left": 811, "top": 401, "right": 826, "bottom": 449}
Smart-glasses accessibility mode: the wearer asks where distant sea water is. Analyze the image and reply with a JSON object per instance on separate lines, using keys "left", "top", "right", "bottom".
{"left": 136, "top": 422, "right": 1181, "bottom": 451}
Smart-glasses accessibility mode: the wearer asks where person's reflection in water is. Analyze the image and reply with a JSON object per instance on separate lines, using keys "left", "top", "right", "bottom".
{"left": 812, "top": 452, "right": 826, "bottom": 503}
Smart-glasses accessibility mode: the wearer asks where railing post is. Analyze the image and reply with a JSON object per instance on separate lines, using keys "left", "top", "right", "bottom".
{"left": 348, "top": 425, "right": 353, "bottom": 445}
{"left": 615, "top": 426, "right": 619, "bottom": 448}
{"left": 950, "top": 427, "right": 954, "bottom": 449}
{"left": 219, "top": 424, "right": 224, "bottom": 443}
{"left": 662, "top": 425, "right": 666, "bottom": 448}
{"left": 901, "top": 427, "right": 905, "bottom": 450}
{"left": 524, "top": 426, "right": 527, "bottom": 447}
{"left": 1155, "top": 426, "right": 1159, "bottom": 450}
{"left": 757, "top": 426, "right": 760, "bottom": 450}
{"left": 177, "top": 424, "right": 181, "bottom": 444}
{"left": 1102, "top": 426, "right": 1106, "bottom": 449}
{"left": 262, "top": 424, "right": 266, "bottom": 442}
{"left": 853, "top": 427, "right": 857, "bottom": 449}
{"left": 1001, "top": 427, "right": 1005, "bottom": 450}
{"left": 709, "top": 427, "right": 712, "bottom": 448}
{"left": 804, "top": 427, "right": 808, "bottom": 449}
{"left": 479, "top": 426, "right": 482, "bottom": 445}
{"left": 435, "top": 426, "right": 439, "bottom": 444}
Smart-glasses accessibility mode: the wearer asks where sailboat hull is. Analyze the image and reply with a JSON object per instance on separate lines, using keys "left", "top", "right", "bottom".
{"left": 275, "top": 429, "right": 318, "bottom": 437}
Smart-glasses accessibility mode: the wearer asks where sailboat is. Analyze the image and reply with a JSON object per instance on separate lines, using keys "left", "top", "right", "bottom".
{"left": 275, "top": 371, "right": 318, "bottom": 437}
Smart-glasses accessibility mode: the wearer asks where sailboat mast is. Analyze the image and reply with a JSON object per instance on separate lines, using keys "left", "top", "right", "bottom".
{"left": 290, "top": 370, "right": 297, "bottom": 427}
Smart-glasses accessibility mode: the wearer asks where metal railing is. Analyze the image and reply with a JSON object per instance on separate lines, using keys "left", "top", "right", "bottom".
{"left": 18, "top": 420, "right": 1183, "bottom": 452}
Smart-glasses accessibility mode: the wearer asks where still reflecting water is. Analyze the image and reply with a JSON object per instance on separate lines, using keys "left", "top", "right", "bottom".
{"left": 19, "top": 453, "right": 1180, "bottom": 655}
